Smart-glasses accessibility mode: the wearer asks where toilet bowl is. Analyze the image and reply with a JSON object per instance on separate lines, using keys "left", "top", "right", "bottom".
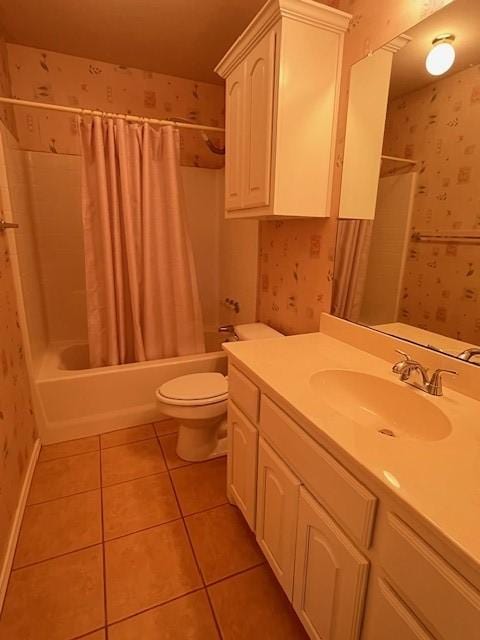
{"left": 155, "top": 322, "right": 283, "bottom": 462}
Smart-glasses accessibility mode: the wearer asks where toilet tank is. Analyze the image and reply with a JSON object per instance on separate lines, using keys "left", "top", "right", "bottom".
{"left": 234, "top": 322, "right": 283, "bottom": 341}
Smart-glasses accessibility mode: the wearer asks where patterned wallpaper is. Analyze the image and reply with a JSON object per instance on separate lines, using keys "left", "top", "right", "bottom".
{"left": 257, "top": 0, "right": 453, "bottom": 335}
{"left": 0, "top": 229, "right": 38, "bottom": 565}
{"left": 384, "top": 64, "right": 480, "bottom": 344}
{"left": 0, "top": 33, "right": 16, "bottom": 137}
{"left": 258, "top": 219, "right": 336, "bottom": 334}
{"left": 6, "top": 44, "right": 225, "bottom": 169}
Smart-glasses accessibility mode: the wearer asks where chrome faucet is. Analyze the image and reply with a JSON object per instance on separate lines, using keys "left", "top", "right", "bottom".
{"left": 457, "top": 347, "right": 480, "bottom": 362}
{"left": 392, "top": 350, "right": 457, "bottom": 396}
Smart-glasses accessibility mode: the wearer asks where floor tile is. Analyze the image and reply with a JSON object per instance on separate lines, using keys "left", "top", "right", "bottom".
{"left": 170, "top": 457, "right": 227, "bottom": 516}
{"left": 108, "top": 591, "right": 219, "bottom": 639}
{"left": 14, "top": 490, "right": 102, "bottom": 568}
{"left": 101, "top": 439, "right": 166, "bottom": 486}
{"left": 159, "top": 433, "right": 190, "bottom": 469}
{"left": 100, "top": 424, "right": 155, "bottom": 449}
{"left": 39, "top": 435, "right": 99, "bottom": 462}
{"left": 102, "top": 473, "right": 180, "bottom": 540}
{"left": 0, "top": 546, "right": 104, "bottom": 640}
{"left": 208, "top": 564, "right": 307, "bottom": 640}
{"left": 105, "top": 520, "right": 202, "bottom": 622}
{"left": 27, "top": 451, "right": 100, "bottom": 504}
{"left": 186, "top": 504, "right": 263, "bottom": 584}
{"left": 154, "top": 419, "right": 178, "bottom": 437}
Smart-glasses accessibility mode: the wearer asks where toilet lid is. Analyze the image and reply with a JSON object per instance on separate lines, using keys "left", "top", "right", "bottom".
{"left": 159, "top": 373, "right": 228, "bottom": 402}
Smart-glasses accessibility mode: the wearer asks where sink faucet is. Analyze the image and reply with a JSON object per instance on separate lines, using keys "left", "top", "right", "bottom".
{"left": 457, "top": 347, "right": 480, "bottom": 362}
{"left": 392, "top": 350, "right": 457, "bottom": 396}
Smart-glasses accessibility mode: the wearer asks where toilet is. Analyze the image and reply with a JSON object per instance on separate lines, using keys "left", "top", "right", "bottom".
{"left": 155, "top": 322, "right": 283, "bottom": 462}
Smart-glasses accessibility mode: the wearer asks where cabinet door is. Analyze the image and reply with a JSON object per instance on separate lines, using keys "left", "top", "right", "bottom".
{"left": 363, "top": 578, "right": 434, "bottom": 640}
{"left": 228, "top": 401, "right": 258, "bottom": 529}
{"left": 225, "top": 63, "right": 245, "bottom": 211}
{"left": 256, "top": 437, "right": 300, "bottom": 598}
{"left": 294, "top": 488, "right": 369, "bottom": 640}
{"left": 242, "top": 30, "right": 276, "bottom": 209}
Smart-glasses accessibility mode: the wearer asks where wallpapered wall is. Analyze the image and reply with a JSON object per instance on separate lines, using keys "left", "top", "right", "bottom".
{"left": 0, "top": 39, "right": 38, "bottom": 569}
{"left": 384, "top": 64, "right": 480, "bottom": 344}
{"left": 6, "top": 44, "right": 225, "bottom": 169}
{"left": 257, "top": 0, "right": 453, "bottom": 335}
{"left": 0, "top": 231, "right": 38, "bottom": 564}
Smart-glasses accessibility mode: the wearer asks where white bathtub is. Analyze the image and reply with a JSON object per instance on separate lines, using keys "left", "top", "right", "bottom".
{"left": 36, "top": 333, "right": 228, "bottom": 444}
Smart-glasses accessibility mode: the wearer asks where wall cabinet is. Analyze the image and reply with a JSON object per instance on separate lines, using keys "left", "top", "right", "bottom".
{"left": 215, "top": 0, "right": 351, "bottom": 218}
{"left": 256, "top": 437, "right": 300, "bottom": 598}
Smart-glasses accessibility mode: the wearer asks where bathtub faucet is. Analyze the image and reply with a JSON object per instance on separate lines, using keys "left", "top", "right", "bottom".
{"left": 218, "top": 325, "right": 239, "bottom": 341}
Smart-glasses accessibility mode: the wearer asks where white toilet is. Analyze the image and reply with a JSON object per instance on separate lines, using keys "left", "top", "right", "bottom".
{"left": 155, "top": 322, "right": 283, "bottom": 462}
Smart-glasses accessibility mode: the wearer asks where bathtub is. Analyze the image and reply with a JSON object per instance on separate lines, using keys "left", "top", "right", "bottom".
{"left": 36, "top": 331, "right": 228, "bottom": 444}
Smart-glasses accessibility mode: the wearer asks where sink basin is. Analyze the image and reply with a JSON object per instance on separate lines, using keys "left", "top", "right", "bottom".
{"left": 310, "top": 370, "right": 452, "bottom": 441}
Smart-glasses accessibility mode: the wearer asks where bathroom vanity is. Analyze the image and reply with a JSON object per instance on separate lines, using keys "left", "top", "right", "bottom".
{"left": 223, "top": 321, "right": 480, "bottom": 640}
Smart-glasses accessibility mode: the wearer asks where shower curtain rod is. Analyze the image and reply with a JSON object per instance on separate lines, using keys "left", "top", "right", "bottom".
{"left": 0, "top": 96, "right": 226, "bottom": 133}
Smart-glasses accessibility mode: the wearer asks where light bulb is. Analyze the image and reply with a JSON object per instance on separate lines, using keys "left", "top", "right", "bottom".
{"left": 425, "top": 37, "right": 455, "bottom": 76}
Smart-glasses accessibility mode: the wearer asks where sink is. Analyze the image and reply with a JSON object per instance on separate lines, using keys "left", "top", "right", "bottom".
{"left": 310, "top": 370, "right": 452, "bottom": 441}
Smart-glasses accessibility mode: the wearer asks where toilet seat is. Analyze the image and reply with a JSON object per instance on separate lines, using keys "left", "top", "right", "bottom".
{"left": 157, "top": 372, "right": 228, "bottom": 407}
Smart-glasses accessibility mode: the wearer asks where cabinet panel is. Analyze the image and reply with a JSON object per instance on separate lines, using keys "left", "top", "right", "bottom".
{"left": 225, "top": 64, "right": 245, "bottom": 211}
{"left": 256, "top": 437, "right": 300, "bottom": 598}
{"left": 378, "top": 513, "right": 480, "bottom": 640}
{"left": 228, "top": 400, "right": 258, "bottom": 529}
{"left": 242, "top": 30, "right": 276, "bottom": 209}
{"left": 294, "top": 487, "right": 369, "bottom": 640}
{"left": 228, "top": 364, "right": 259, "bottom": 424}
{"left": 363, "top": 578, "right": 434, "bottom": 640}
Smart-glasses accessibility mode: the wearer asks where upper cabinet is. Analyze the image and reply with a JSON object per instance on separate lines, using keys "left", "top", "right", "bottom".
{"left": 215, "top": 0, "right": 351, "bottom": 218}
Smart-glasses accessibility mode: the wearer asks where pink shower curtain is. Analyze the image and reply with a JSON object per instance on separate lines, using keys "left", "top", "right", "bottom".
{"left": 80, "top": 117, "right": 205, "bottom": 367}
{"left": 332, "top": 219, "right": 373, "bottom": 322}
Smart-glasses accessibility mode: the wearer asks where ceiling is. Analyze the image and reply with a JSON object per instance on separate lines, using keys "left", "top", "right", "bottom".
{"left": 389, "top": 0, "right": 480, "bottom": 99}
{"left": 0, "top": 0, "right": 267, "bottom": 84}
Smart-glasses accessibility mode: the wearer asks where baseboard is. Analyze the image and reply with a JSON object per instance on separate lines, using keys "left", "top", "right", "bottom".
{"left": 0, "top": 438, "right": 41, "bottom": 612}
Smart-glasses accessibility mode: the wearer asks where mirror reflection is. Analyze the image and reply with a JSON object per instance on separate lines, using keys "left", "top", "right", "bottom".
{"left": 333, "top": 0, "right": 480, "bottom": 365}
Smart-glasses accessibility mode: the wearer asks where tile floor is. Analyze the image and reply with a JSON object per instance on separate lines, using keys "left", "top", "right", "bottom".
{"left": 0, "top": 421, "right": 308, "bottom": 639}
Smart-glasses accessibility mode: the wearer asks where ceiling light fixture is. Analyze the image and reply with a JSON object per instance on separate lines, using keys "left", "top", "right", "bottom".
{"left": 425, "top": 33, "right": 456, "bottom": 76}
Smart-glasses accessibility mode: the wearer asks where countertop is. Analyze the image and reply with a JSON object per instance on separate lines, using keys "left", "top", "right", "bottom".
{"left": 223, "top": 332, "right": 480, "bottom": 568}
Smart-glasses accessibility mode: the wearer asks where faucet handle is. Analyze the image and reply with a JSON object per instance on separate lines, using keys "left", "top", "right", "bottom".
{"left": 427, "top": 368, "right": 457, "bottom": 396}
{"left": 392, "top": 349, "right": 411, "bottom": 374}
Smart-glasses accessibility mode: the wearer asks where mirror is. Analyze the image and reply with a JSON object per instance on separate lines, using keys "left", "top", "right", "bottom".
{"left": 333, "top": 0, "right": 480, "bottom": 365}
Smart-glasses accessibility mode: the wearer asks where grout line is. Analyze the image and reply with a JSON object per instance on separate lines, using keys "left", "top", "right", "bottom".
{"left": 26, "top": 485, "right": 102, "bottom": 508}
{"left": 35, "top": 447, "right": 100, "bottom": 466}
{"left": 71, "top": 626, "right": 106, "bottom": 640}
{"left": 162, "top": 442, "right": 224, "bottom": 639}
{"left": 11, "top": 541, "right": 103, "bottom": 573}
{"left": 205, "top": 560, "right": 266, "bottom": 589}
{"left": 106, "top": 586, "right": 205, "bottom": 629}
{"left": 99, "top": 434, "right": 157, "bottom": 451}
{"left": 103, "top": 516, "right": 183, "bottom": 544}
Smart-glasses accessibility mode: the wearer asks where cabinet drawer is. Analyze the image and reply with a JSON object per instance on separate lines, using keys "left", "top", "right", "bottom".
{"left": 378, "top": 513, "right": 480, "bottom": 639}
{"left": 364, "top": 578, "right": 434, "bottom": 640}
{"left": 228, "top": 365, "right": 259, "bottom": 424}
{"left": 260, "top": 395, "right": 377, "bottom": 548}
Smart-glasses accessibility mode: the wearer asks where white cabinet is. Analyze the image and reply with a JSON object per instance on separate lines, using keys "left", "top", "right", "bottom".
{"left": 256, "top": 437, "right": 300, "bottom": 597}
{"left": 215, "top": 0, "right": 351, "bottom": 218}
{"left": 227, "top": 400, "right": 258, "bottom": 529}
{"left": 363, "top": 578, "right": 434, "bottom": 640}
{"left": 293, "top": 487, "right": 369, "bottom": 640}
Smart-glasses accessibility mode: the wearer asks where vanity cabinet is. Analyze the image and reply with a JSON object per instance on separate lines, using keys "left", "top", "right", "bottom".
{"left": 294, "top": 487, "right": 369, "bottom": 640}
{"left": 226, "top": 360, "right": 480, "bottom": 640}
{"left": 215, "top": 0, "right": 351, "bottom": 218}
{"left": 256, "top": 437, "right": 300, "bottom": 598}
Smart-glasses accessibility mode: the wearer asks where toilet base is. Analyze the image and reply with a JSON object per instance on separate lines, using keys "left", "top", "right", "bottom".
{"left": 176, "top": 416, "right": 228, "bottom": 462}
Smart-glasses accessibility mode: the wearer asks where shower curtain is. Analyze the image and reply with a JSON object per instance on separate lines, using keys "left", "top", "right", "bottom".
{"left": 80, "top": 117, "right": 205, "bottom": 367}
{"left": 332, "top": 219, "right": 373, "bottom": 322}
